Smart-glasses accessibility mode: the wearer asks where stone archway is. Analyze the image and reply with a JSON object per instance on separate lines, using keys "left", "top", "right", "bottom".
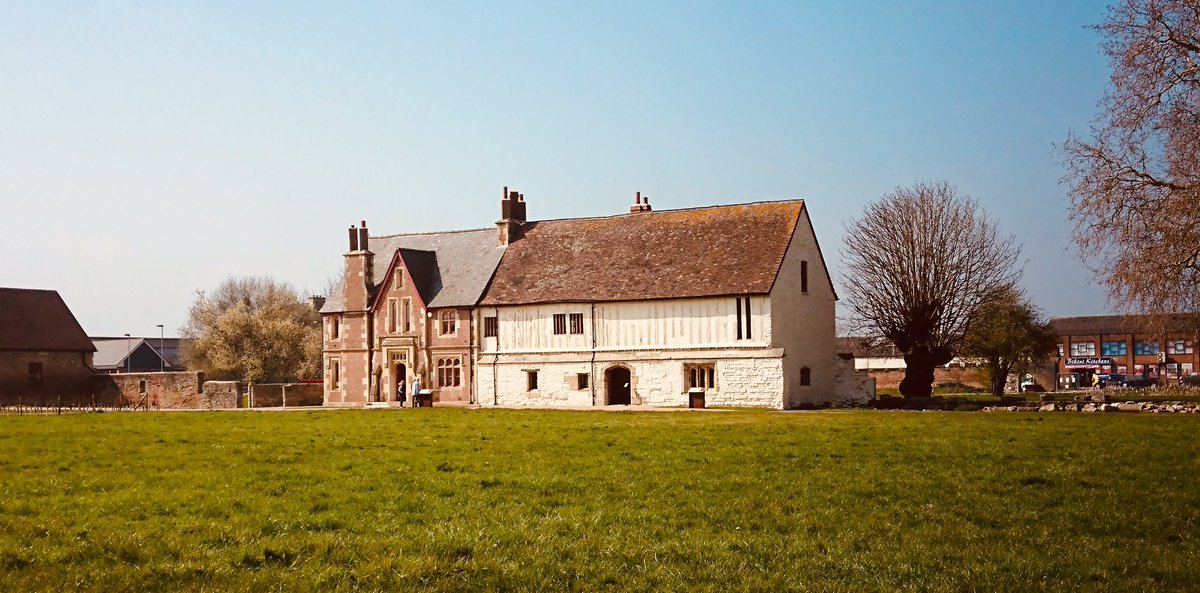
{"left": 393, "top": 363, "right": 407, "bottom": 402}
{"left": 605, "top": 366, "right": 632, "bottom": 405}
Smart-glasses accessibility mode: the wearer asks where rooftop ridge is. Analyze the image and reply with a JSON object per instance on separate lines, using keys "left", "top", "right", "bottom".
{"left": 369, "top": 227, "right": 494, "bottom": 240}
{"left": 515, "top": 198, "right": 805, "bottom": 226}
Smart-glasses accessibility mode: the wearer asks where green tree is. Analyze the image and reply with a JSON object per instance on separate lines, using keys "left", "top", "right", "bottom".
{"left": 181, "top": 276, "right": 322, "bottom": 382}
{"left": 961, "top": 287, "right": 1058, "bottom": 398}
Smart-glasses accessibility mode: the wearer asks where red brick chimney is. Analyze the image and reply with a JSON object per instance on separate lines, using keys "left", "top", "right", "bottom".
{"left": 343, "top": 220, "right": 374, "bottom": 311}
{"left": 497, "top": 186, "right": 527, "bottom": 246}
{"left": 630, "top": 191, "right": 652, "bottom": 213}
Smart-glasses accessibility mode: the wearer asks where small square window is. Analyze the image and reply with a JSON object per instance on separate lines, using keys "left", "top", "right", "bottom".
{"left": 569, "top": 313, "right": 584, "bottom": 334}
{"left": 553, "top": 314, "right": 567, "bottom": 335}
{"left": 484, "top": 316, "right": 498, "bottom": 338}
{"left": 27, "top": 362, "right": 43, "bottom": 387}
{"left": 526, "top": 370, "right": 539, "bottom": 391}
{"left": 577, "top": 373, "right": 589, "bottom": 389}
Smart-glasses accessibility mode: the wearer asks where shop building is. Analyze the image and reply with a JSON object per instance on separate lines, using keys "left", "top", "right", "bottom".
{"left": 1049, "top": 315, "right": 1199, "bottom": 389}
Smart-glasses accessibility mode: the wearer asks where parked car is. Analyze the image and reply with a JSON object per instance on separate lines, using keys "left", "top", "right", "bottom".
{"left": 1180, "top": 375, "right": 1200, "bottom": 387}
{"left": 1121, "top": 376, "right": 1155, "bottom": 389}
{"left": 1095, "top": 373, "right": 1125, "bottom": 388}
{"left": 1018, "top": 379, "right": 1046, "bottom": 393}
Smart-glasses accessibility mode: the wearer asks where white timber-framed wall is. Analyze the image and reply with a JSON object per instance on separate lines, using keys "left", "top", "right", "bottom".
{"left": 475, "top": 208, "right": 843, "bottom": 409}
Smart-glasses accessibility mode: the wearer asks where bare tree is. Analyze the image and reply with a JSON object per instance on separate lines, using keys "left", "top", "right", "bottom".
{"left": 181, "top": 276, "right": 322, "bottom": 383}
{"left": 1063, "top": 0, "right": 1200, "bottom": 327}
{"left": 842, "top": 181, "right": 1021, "bottom": 398}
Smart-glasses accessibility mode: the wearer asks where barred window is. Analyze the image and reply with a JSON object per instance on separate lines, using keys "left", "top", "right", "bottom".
{"left": 553, "top": 314, "right": 567, "bottom": 335}
{"left": 569, "top": 313, "right": 584, "bottom": 334}
{"left": 437, "top": 357, "right": 462, "bottom": 388}
{"left": 484, "top": 316, "right": 498, "bottom": 338}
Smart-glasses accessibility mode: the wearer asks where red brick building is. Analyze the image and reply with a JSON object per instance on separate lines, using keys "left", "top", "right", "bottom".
{"left": 0, "top": 287, "right": 96, "bottom": 402}
{"left": 1050, "top": 315, "right": 1199, "bottom": 389}
{"left": 319, "top": 192, "right": 515, "bottom": 405}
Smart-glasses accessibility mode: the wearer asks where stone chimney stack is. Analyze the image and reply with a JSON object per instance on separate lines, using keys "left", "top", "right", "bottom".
{"left": 343, "top": 219, "right": 374, "bottom": 311}
{"left": 630, "top": 191, "right": 652, "bottom": 213}
{"left": 497, "top": 186, "right": 527, "bottom": 246}
{"left": 309, "top": 295, "right": 326, "bottom": 312}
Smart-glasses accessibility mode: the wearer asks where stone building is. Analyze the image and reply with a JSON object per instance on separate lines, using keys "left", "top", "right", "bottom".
{"left": 0, "top": 287, "right": 96, "bottom": 401}
{"left": 322, "top": 190, "right": 871, "bottom": 408}
{"left": 320, "top": 216, "right": 506, "bottom": 406}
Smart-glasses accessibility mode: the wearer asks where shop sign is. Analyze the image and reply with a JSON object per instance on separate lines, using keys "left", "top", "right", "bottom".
{"left": 1065, "top": 357, "right": 1115, "bottom": 368}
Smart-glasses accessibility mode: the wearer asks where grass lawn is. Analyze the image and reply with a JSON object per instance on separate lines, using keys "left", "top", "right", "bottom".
{"left": 1, "top": 409, "right": 1199, "bottom": 592}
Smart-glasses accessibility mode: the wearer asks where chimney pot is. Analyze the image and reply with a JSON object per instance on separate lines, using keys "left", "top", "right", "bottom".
{"left": 349, "top": 226, "right": 359, "bottom": 251}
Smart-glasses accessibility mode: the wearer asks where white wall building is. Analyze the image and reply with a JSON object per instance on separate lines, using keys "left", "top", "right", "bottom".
{"left": 475, "top": 195, "right": 872, "bottom": 409}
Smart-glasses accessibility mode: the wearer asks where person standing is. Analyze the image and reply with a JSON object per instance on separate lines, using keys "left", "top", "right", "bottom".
{"left": 410, "top": 375, "right": 422, "bottom": 407}
{"left": 396, "top": 378, "right": 406, "bottom": 407}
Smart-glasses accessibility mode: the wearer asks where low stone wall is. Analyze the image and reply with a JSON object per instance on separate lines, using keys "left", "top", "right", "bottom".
{"left": 867, "top": 366, "right": 988, "bottom": 390}
{"left": 201, "top": 381, "right": 243, "bottom": 409}
{"left": 249, "top": 383, "right": 324, "bottom": 407}
{"left": 986, "top": 401, "right": 1200, "bottom": 414}
{"left": 93, "top": 372, "right": 206, "bottom": 409}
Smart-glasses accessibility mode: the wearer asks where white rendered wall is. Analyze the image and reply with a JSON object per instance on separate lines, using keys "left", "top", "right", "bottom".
{"left": 769, "top": 206, "right": 841, "bottom": 407}
{"left": 479, "top": 297, "right": 770, "bottom": 355}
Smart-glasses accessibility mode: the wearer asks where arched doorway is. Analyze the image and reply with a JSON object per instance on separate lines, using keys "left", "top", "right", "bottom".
{"left": 393, "top": 363, "right": 407, "bottom": 402}
{"left": 605, "top": 366, "right": 631, "bottom": 405}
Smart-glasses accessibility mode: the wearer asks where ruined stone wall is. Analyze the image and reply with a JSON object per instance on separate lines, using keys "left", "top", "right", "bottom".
{"left": 93, "top": 372, "right": 206, "bottom": 409}
{"left": 201, "top": 381, "right": 242, "bottom": 409}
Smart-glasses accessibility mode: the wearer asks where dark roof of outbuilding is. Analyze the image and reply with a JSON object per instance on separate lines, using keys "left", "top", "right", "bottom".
{"left": 834, "top": 336, "right": 902, "bottom": 358}
{"left": 0, "top": 288, "right": 95, "bottom": 352}
{"left": 321, "top": 228, "right": 505, "bottom": 313}
{"left": 480, "top": 200, "right": 807, "bottom": 305}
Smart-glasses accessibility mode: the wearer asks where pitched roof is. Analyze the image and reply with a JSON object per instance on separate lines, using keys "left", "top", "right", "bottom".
{"left": 90, "top": 337, "right": 180, "bottom": 369}
{"left": 480, "top": 201, "right": 806, "bottom": 305}
{"left": 1050, "top": 314, "right": 1199, "bottom": 336}
{"left": 321, "top": 228, "right": 505, "bottom": 313}
{"left": 0, "top": 288, "right": 95, "bottom": 352}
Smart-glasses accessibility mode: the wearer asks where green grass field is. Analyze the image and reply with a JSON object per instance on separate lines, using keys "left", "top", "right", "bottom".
{"left": 1, "top": 409, "right": 1198, "bottom": 592}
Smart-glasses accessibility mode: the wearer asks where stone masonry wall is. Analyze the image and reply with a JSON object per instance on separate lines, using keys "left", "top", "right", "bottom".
{"left": 94, "top": 372, "right": 206, "bottom": 409}
{"left": 201, "top": 381, "right": 242, "bottom": 409}
{"left": 479, "top": 356, "right": 785, "bottom": 409}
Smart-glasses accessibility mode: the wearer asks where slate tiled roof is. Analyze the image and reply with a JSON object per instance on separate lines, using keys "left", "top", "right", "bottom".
{"left": 0, "top": 288, "right": 95, "bottom": 352}
{"left": 321, "top": 228, "right": 505, "bottom": 313}
{"left": 480, "top": 201, "right": 805, "bottom": 305}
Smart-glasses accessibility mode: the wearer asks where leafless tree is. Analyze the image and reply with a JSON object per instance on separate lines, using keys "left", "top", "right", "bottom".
{"left": 1063, "top": 0, "right": 1200, "bottom": 330}
{"left": 842, "top": 181, "right": 1021, "bottom": 398}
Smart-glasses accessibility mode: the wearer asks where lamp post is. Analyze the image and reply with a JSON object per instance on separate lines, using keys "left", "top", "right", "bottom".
{"left": 123, "top": 333, "right": 131, "bottom": 373}
{"left": 156, "top": 324, "right": 164, "bottom": 372}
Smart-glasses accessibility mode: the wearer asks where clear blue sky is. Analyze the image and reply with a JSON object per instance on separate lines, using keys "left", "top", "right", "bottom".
{"left": 0, "top": 1, "right": 1113, "bottom": 336}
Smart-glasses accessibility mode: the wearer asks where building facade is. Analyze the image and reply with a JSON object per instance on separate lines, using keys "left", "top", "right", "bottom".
{"left": 320, "top": 216, "right": 507, "bottom": 406}
{"left": 321, "top": 190, "right": 872, "bottom": 408}
{"left": 0, "top": 287, "right": 96, "bottom": 402}
{"left": 1050, "top": 315, "right": 1199, "bottom": 389}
